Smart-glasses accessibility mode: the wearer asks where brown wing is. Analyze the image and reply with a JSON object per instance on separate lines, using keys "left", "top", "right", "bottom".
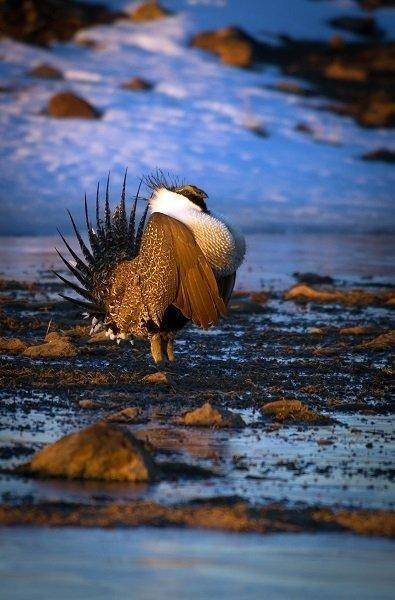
{"left": 137, "top": 213, "right": 227, "bottom": 329}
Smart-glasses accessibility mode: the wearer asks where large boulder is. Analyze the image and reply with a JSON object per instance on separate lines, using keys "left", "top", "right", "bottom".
{"left": 46, "top": 92, "right": 101, "bottom": 119}
{"left": 25, "top": 423, "right": 157, "bottom": 481}
{"left": 191, "top": 27, "right": 256, "bottom": 68}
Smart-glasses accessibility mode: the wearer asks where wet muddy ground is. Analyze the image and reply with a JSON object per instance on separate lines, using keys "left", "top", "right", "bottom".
{"left": 0, "top": 258, "right": 394, "bottom": 536}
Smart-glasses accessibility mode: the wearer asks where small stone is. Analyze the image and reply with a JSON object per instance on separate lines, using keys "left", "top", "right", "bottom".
{"left": 46, "top": 91, "right": 101, "bottom": 119}
{"left": 24, "top": 423, "right": 157, "bottom": 482}
{"left": 106, "top": 407, "right": 143, "bottom": 423}
{"left": 130, "top": 2, "right": 170, "bottom": 21}
{"left": 273, "top": 81, "right": 314, "bottom": 97}
{"left": 121, "top": 77, "right": 153, "bottom": 91}
{"left": 325, "top": 61, "right": 367, "bottom": 82}
{"left": 361, "top": 148, "right": 395, "bottom": 164}
{"left": 23, "top": 331, "right": 77, "bottom": 358}
{"left": 309, "top": 327, "right": 326, "bottom": 335}
{"left": 79, "top": 399, "right": 100, "bottom": 409}
{"left": 249, "top": 291, "right": 269, "bottom": 304}
{"left": 262, "top": 399, "right": 331, "bottom": 425}
{"left": 284, "top": 284, "right": 385, "bottom": 306}
{"left": 230, "top": 299, "right": 266, "bottom": 314}
{"left": 339, "top": 326, "right": 369, "bottom": 335}
{"left": 191, "top": 27, "right": 256, "bottom": 68}
{"left": 28, "top": 63, "right": 63, "bottom": 79}
{"left": 180, "top": 402, "right": 245, "bottom": 428}
{"left": 142, "top": 371, "right": 170, "bottom": 385}
{"left": 357, "top": 93, "right": 395, "bottom": 128}
{"left": 295, "top": 123, "right": 314, "bottom": 135}
{"left": 0, "top": 337, "right": 27, "bottom": 353}
{"left": 329, "top": 35, "right": 345, "bottom": 50}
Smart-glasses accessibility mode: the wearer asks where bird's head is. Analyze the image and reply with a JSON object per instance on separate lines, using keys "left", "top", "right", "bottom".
{"left": 146, "top": 173, "right": 209, "bottom": 216}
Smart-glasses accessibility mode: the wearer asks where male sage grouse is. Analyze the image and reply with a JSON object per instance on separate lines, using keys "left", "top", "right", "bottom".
{"left": 55, "top": 172, "right": 245, "bottom": 363}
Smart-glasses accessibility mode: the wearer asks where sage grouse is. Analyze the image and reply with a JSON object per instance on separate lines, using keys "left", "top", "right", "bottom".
{"left": 55, "top": 173, "right": 246, "bottom": 363}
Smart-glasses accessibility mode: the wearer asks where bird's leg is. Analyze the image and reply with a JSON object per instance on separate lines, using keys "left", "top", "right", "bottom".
{"left": 166, "top": 337, "right": 175, "bottom": 362}
{"left": 150, "top": 334, "right": 163, "bottom": 364}
{"left": 160, "top": 336, "right": 168, "bottom": 361}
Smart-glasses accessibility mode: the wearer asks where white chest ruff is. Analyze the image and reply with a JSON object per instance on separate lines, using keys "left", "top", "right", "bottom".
{"left": 150, "top": 189, "right": 245, "bottom": 277}
{"left": 184, "top": 212, "right": 245, "bottom": 277}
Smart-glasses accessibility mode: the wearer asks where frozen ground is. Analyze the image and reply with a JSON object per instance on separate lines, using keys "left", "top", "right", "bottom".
{"left": 0, "top": 0, "right": 394, "bottom": 234}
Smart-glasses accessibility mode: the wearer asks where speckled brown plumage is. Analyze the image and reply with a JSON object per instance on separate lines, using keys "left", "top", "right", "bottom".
{"left": 56, "top": 175, "right": 244, "bottom": 364}
{"left": 107, "top": 213, "right": 226, "bottom": 343}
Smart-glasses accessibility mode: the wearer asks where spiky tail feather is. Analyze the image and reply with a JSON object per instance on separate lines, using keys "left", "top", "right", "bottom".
{"left": 54, "top": 171, "right": 148, "bottom": 326}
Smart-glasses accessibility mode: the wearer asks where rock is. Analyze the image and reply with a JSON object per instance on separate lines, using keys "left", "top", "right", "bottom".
{"left": 180, "top": 402, "right": 245, "bottom": 428}
{"left": 229, "top": 299, "right": 266, "bottom": 314}
{"left": 0, "top": 337, "right": 27, "bottom": 354}
{"left": 316, "top": 438, "right": 333, "bottom": 446}
{"left": 329, "top": 35, "right": 345, "bottom": 50}
{"left": 28, "top": 63, "right": 63, "bottom": 79}
{"left": 130, "top": 2, "right": 170, "bottom": 22}
{"left": 75, "top": 38, "right": 105, "bottom": 50}
{"left": 271, "top": 81, "right": 315, "bottom": 97}
{"left": 121, "top": 77, "right": 153, "bottom": 91}
{"left": 357, "top": 331, "right": 395, "bottom": 350}
{"left": 106, "top": 407, "right": 144, "bottom": 423}
{"left": 46, "top": 92, "right": 101, "bottom": 119}
{"left": 23, "top": 331, "right": 77, "bottom": 358}
{"left": 142, "top": 371, "right": 170, "bottom": 385}
{"left": 293, "top": 272, "right": 334, "bottom": 285}
{"left": 361, "top": 148, "right": 395, "bottom": 164}
{"left": 295, "top": 122, "right": 314, "bottom": 135}
{"left": 25, "top": 423, "right": 157, "bottom": 481}
{"left": 308, "top": 327, "right": 326, "bottom": 335}
{"left": 339, "top": 326, "right": 370, "bottom": 335}
{"left": 262, "top": 399, "right": 331, "bottom": 425}
{"left": 191, "top": 27, "right": 256, "bottom": 68}
{"left": 244, "top": 120, "right": 269, "bottom": 138}
{"left": 0, "top": 0, "right": 120, "bottom": 46}
{"left": 249, "top": 291, "right": 270, "bottom": 304}
{"left": 284, "top": 284, "right": 387, "bottom": 306}
{"left": 325, "top": 61, "right": 367, "bottom": 82}
{"left": 356, "top": 93, "right": 395, "bottom": 128}
{"left": 329, "top": 16, "right": 382, "bottom": 38}
{"left": 79, "top": 399, "right": 101, "bottom": 409}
